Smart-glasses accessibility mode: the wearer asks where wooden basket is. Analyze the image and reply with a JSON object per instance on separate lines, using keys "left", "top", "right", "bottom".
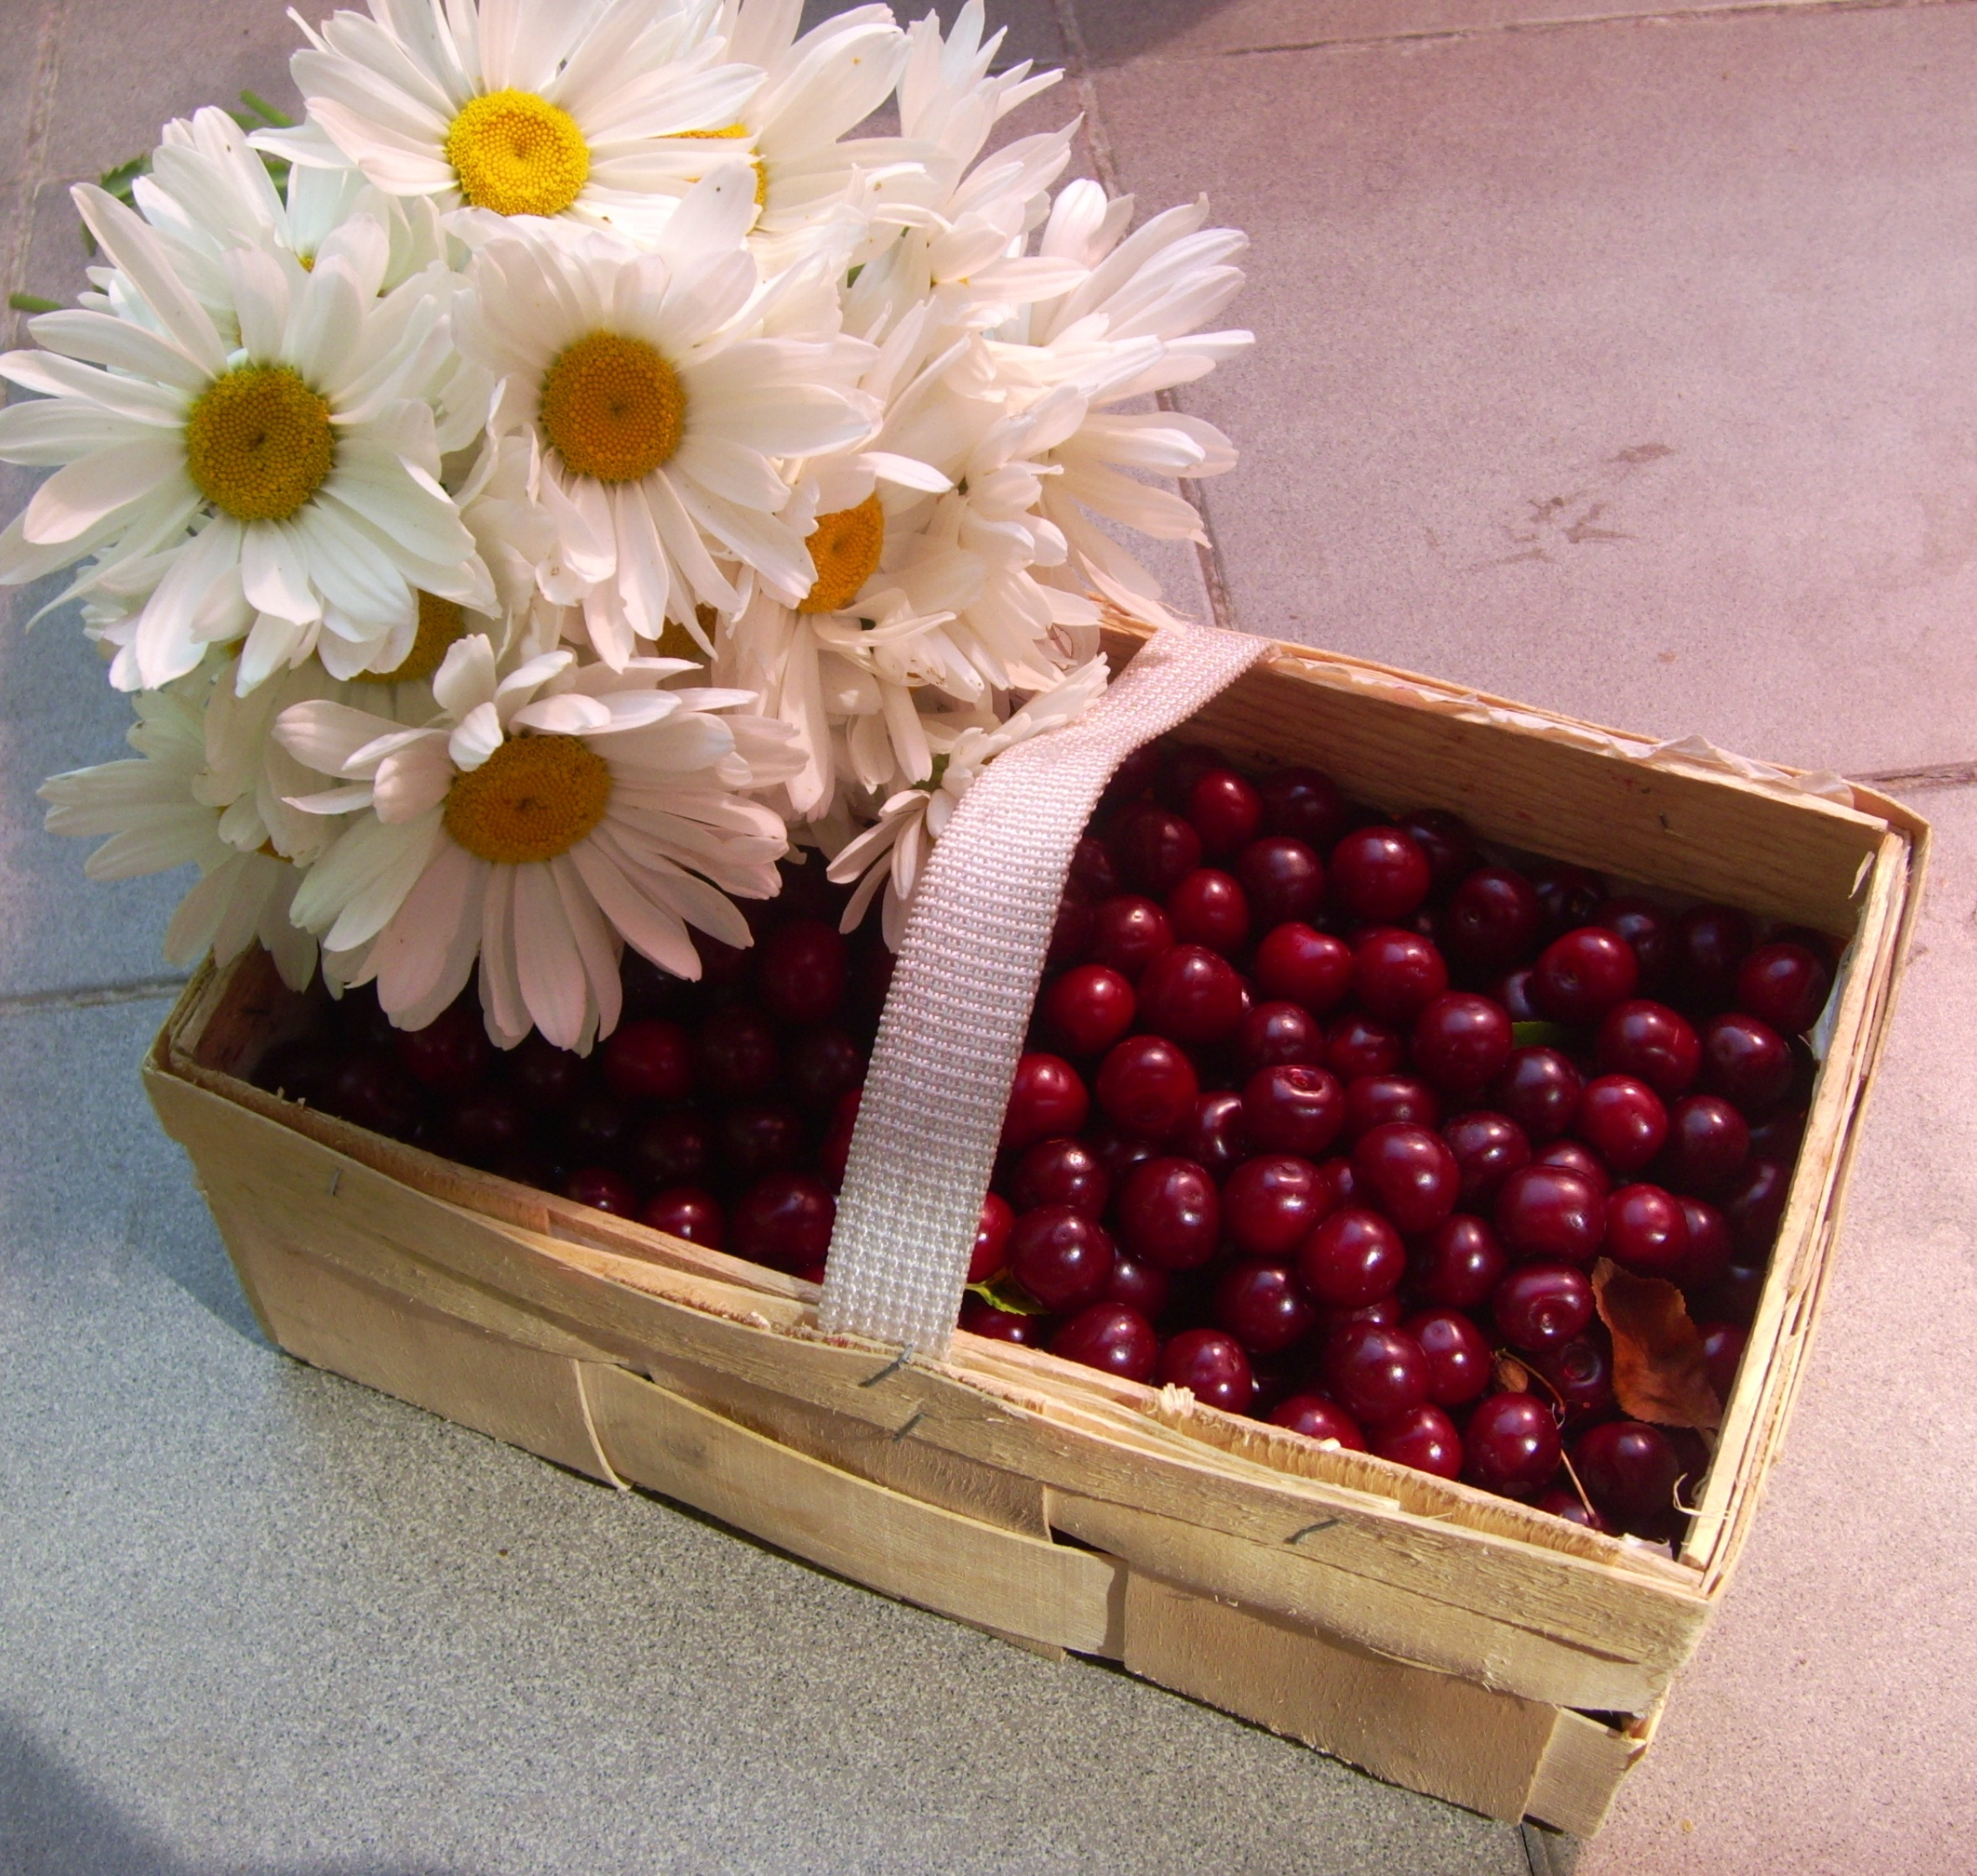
{"left": 142, "top": 622, "right": 1924, "bottom": 1836}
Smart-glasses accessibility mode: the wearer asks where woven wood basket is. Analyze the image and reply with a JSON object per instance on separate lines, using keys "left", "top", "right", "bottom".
{"left": 143, "top": 620, "right": 1924, "bottom": 1835}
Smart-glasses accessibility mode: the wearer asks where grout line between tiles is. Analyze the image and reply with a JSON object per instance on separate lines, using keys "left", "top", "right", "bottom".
{"left": 0, "top": 975, "right": 186, "bottom": 1018}
{"left": 3, "top": 0, "right": 65, "bottom": 351}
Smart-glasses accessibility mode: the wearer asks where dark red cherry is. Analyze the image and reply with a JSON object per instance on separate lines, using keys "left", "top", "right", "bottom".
{"left": 1157, "top": 742, "right": 1231, "bottom": 806}
{"left": 1269, "top": 1393, "right": 1366, "bottom": 1448}
{"left": 1322, "top": 1322, "right": 1431, "bottom": 1424}
{"left": 1159, "top": 1328, "right": 1255, "bottom": 1413}
{"left": 1099, "top": 740, "right": 1162, "bottom": 812}
{"left": 1532, "top": 1336, "right": 1615, "bottom": 1429}
{"left": 1353, "top": 928, "right": 1449, "bottom": 1023}
{"left": 849, "top": 935, "right": 896, "bottom": 1024}
{"left": 1698, "top": 1320, "right": 1749, "bottom": 1401}
{"left": 628, "top": 1108, "right": 714, "bottom": 1188}
{"left": 695, "top": 1007, "right": 779, "bottom": 1101}
{"left": 1111, "top": 802, "right": 1204, "bottom": 897}
{"left": 1410, "top": 1214, "right": 1510, "bottom": 1310}
{"left": 1464, "top": 1393, "right": 1562, "bottom": 1497}
{"left": 1105, "top": 1252, "right": 1171, "bottom": 1319}
{"left": 1495, "top": 1165, "right": 1605, "bottom": 1264}
{"left": 1110, "top": 1155, "right": 1218, "bottom": 1272}
{"left": 1441, "top": 1112, "right": 1532, "bottom": 1209}
{"left": 1535, "top": 1137, "right": 1612, "bottom": 1199}
{"left": 1234, "top": 1000, "right": 1322, "bottom": 1075}
{"left": 1343, "top": 1073, "right": 1441, "bottom": 1140}
{"left": 1087, "top": 895, "right": 1175, "bottom": 980}
{"left": 1326, "top": 1011, "right": 1406, "bottom": 1080}
{"left": 1576, "top": 1420, "right": 1682, "bottom": 1532}
{"left": 731, "top": 1172, "right": 836, "bottom": 1271}
{"left": 1351, "top": 1122, "right": 1460, "bottom": 1233}
{"left": 641, "top": 1186, "right": 725, "bottom": 1248}
{"left": 1535, "top": 1488, "right": 1610, "bottom": 1532}
{"left": 1184, "top": 767, "right": 1265, "bottom": 856}
{"left": 1008, "top": 1206, "right": 1116, "bottom": 1311}
{"left": 1084, "top": 1118, "right": 1161, "bottom": 1187}
{"left": 817, "top": 1090, "right": 859, "bottom": 1191}
{"left": 1001, "top": 1052, "right": 1089, "bottom": 1150}
{"left": 561, "top": 1091, "right": 631, "bottom": 1168}
{"left": 1529, "top": 863, "right": 1607, "bottom": 939}
{"left": 1011, "top": 1135, "right": 1110, "bottom": 1217}
{"left": 1069, "top": 833, "right": 1121, "bottom": 901}
{"left": 1535, "top": 927, "right": 1639, "bottom": 1024}
{"left": 1045, "top": 892, "right": 1093, "bottom": 969}
{"left": 1605, "top": 1182, "right": 1690, "bottom": 1279}
{"left": 1445, "top": 868, "right": 1544, "bottom": 971}
{"left": 785, "top": 1025, "right": 865, "bottom": 1111}
{"left": 1596, "top": 1000, "right": 1700, "bottom": 1098}
{"left": 757, "top": 919, "right": 848, "bottom": 1026}
{"left": 1235, "top": 836, "right": 1324, "bottom": 927}
{"left": 969, "top": 1191, "right": 1015, "bottom": 1281}
{"left": 564, "top": 1166, "right": 638, "bottom": 1215}
{"left": 394, "top": 1002, "right": 492, "bottom": 1097}
{"left": 1493, "top": 968, "right": 1545, "bottom": 1022}
{"left": 1136, "top": 944, "right": 1248, "bottom": 1046}
{"left": 1493, "top": 1261, "right": 1594, "bottom": 1351}
{"left": 1042, "top": 964, "right": 1136, "bottom": 1057}
{"left": 1222, "top": 1154, "right": 1330, "bottom": 1259}
{"left": 1673, "top": 904, "right": 1753, "bottom": 1009}
{"left": 1405, "top": 1309, "right": 1493, "bottom": 1406}
{"left": 443, "top": 1088, "right": 529, "bottom": 1168}
{"left": 1576, "top": 1074, "right": 1668, "bottom": 1174}
{"left": 1412, "top": 992, "right": 1514, "bottom": 1098}
{"left": 718, "top": 1100, "right": 805, "bottom": 1184}
{"left": 1298, "top": 1207, "right": 1405, "bottom": 1308}
{"left": 1748, "top": 1105, "right": 1808, "bottom": 1163}
{"left": 960, "top": 1299, "right": 1046, "bottom": 1345}
{"left": 1493, "top": 1047, "right": 1583, "bottom": 1143}
{"left": 1330, "top": 827, "right": 1433, "bottom": 923}
{"left": 1260, "top": 767, "right": 1350, "bottom": 849}
{"left": 1214, "top": 1261, "right": 1319, "bottom": 1356}
{"left": 1696, "top": 1254, "right": 1765, "bottom": 1327}
{"left": 1096, "top": 1035, "right": 1199, "bottom": 1139}
{"left": 1172, "top": 1090, "right": 1250, "bottom": 1178}
{"left": 251, "top": 1037, "right": 339, "bottom": 1107}
{"left": 1699, "top": 1014, "right": 1794, "bottom": 1113}
{"left": 692, "top": 928, "right": 753, "bottom": 989}
{"left": 1677, "top": 1196, "right": 1733, "bottom": 1289}
{"left": 1253, "top": 922, "right": 1353, "bottom": 1013}
{"left": 1244, "top": 1063, "right": 1346, "bottom": 1159}
{"left": 1396, "top": 808, "right": 1478, "bottom": 892}
{"left": 1050, "top": 1302, "right": 1158, "bottom": 1382}
{"left": 1166, "top": 868, "right": 1251, "bottom": 953}
{"left": 1312, "top": 1155, "right": 1358, "bottom": 1214}
{"left": 1721, "top": 1157, "right": 1791, "bottom": 1256}
{"left": 1736, "top": 941, "right": 1831, "bottom": 1035}
{"left": 325, "top": 1052, "right": 426, "bottom": 1140}
{"left": 1370, "top": 1403, "right": 1462, "bottom": 1478}
{"left": 1595, "top": 896, "right": 1673, "bottom": 991}
{"left": 1316, "top": 1295, "right": 1405, "bottom": 1336}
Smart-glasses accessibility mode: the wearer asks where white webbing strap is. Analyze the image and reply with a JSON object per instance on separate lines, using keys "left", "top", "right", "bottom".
{"left": 819, "top": 623, "right": 1269, "bottom": 1355}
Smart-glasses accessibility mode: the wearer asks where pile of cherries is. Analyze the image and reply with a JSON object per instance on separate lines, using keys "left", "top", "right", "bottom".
{"left": 250, "top": 736, "right": 1834, "bottom": 1541}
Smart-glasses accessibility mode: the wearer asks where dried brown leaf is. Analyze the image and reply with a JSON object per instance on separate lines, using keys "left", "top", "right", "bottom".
{"left": 1493, "top": 1351, "right": 1532, "bottom": 1394}
{"left": 1591, "top": 1257, "right": 1723, "bottom": 1433}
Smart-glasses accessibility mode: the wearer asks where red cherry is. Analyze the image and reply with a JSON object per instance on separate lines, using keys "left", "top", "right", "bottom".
{"left": 1214, "top": 1261, "right": 1319, "bottom": 1355}
{"left": 640, "top": 1186, "right": 725, "bottom": 1248}
{"left": 1330, "top": 827, "right": 1433, "bottom": 923}
{"left": 1136, "top": 944, "right": 1248, "bottom": 1047}
{"left": 819, "top": 1092, "right": 859, "bottom": 1191}
{"left": 1159, "top": 1328, "right": 1255, "bottom": 1413}
{"left": 1343, "top": 1073, "right": 1441, "bottom": 1140}
{"left": 1495, "top": 1164, "right": 1605, "bottom": 1264}
{"left": 1678, "top": 1196, "right": 1733, "bottom": 1289}
{"left": 1699, "top": 1320, "right": 1749, "bottom": 1401}
{"left": 1172, "top": 1090, "right": 1250, "bottom": 1178}
{"left": 443, "top": 1088, "right": 529, "bottom": 1168}
{"left": 1087, "top": 895, "right": 1176, "bottom": 980}
{"left": 1253, "top": 922, "right": 1353, "bottom": 1013}
{"left": 325, "top": 1052, "right": 426, "bottom": 1139}
{"left": 1493, "top": 968, "right": 1545, "bottom": 1022}
{"left": 251, "top": 1038, "right": 339, "bottom": 1107}
{"left": 1010, "top": 1136, "right": 1110, "bottom": 1217}
{"left": 1317, "top": 1295, "right": 1405, "bottom": 1336}
{"left": 1697, "top": 1254, "right": 1766, "bottom": 1327}
{"left": 1396, "top": 808, "right": 1478, "bottom": 892}
{"left": 1322, "top": 1322, "right": 1431, "bottom": 1423}
{"left": 1042, "top": 964, "right": 1136, "bottom": 1057}
{"left": 785, "top": 1026, "right": 866, "bottom": 1110}
{"left": 960, "top": 1300, "right": 1046, "bottom": 1345}
{"left": 1312, "top": 1155, "right": 1358, "bottom": 1213}
{"left": 1673, "top": 904, "right": 1754, "bottom": 1009}
{"left": 1493, "top": 1047, "right": 1583, "bottom": 1143}
{"left": 969, "top": 1191, "right": 1014, "bottom": 1281}
{"left": 563, "top": 1166, "right": 638, "bottom": 1215}
{"left": 1736, "top": 941, "right": 1831, "bottom": 1034}
{"left": 717, "top": 1099, "right": 805, "bottom": 1184}
{"left": 1222, "top": 1154, "right": 1329, "bottom": 1258}
{"left": 1596, "top": 1000, "right": 1700, "bottom": 1098}
{"left": 1605, "top": 1182, "right": 1690, "bottom": 1279}
{"left": 1445, "top": 868, "right": 1543, "bottom": 970}
{"left": 731, "top": 1172, "right": 836, "bottom": 1270}
{"left": 1441, "top": 1111, "right": 1532, "bottom": 1209}
{"left": 694, "top": 1007, "right": 779, "bottom": 1101}
{"left": 1234, "top": 1000, "right": 1322, "bottom": 1074}
{"left": 1411, "top": 992, "right": 1514, "bottom": 1097}
{"left": 1095, "top": 1035, "right": 1199, "bottom": 1139}
{"left": 1298, "top": 1207, "right": 1405, "bottom": 1308}
{"left": 628, "top": 1108, "right": 714, "bottom": 1189}
{"left": 1008, "top": 1206, "right": 1116, "bottom": 1311}
{"left": 1529, "top": 863, "right": 1607, "bottom": 938}
{"left": 1085, "top": 1118, "right": 1161, "bottom": 1186}
{"left": 1749, "top": 1105, "right": 1808, "bottom": 1162}
{"left": 1576, "top": 1420, "right": 1682, "bottom": 1532}
{"left": 1269, "top": 1393, "right": 1366, "bottom": 1448}
{"left": 757, "top": 919, "right": 848, "bottom": 1026}
{"left": 1185, "top": 767, "right": 1265, "bottom": 855}
{"left": 1046, "top": 891, "right": 1093, "bottom": 969}
{"left": 1576, "top": 1074, "right": 1668, "bottom": 1174}
{"left": 394, "top": 1001, "right": 492, "bottom": 1096}
{"left": 1050, "top": 1303, "right": 1159, "bottom": 1382}
{"left": 1326, "top": 1011, "right": 1406, "bottom": 1080}
{"left": 1350, "top": 1122, "right": 1460, "bottom": 1233}
{"left": 1165, "top": 868, "right": 1251, "bottom": 953}
{"left": 1464, "top": 1393, "right": 1563, "bottom": 1497}
{"left": 1493, "top": 1262, "right": 1594, "bottom": 1351}
{"left": 1700, "top": 1014, "right": 1794, "bottom": 1113}
{"left": 1410, "top": 1214, "right": 1510, "bottom": 1310}
{"left": 1534, "top": 927, "right": 1639, "bottom": 1024}
{"left": 1001, "top": 1052, "right": 1089, "bottom": 1150}
{"left": 1353, "top": 928, "right": 1450, "bottom": 1023}
{"left": 1532, "top": 1336, "right": 1616, "bottom": 1428}
{"left": 1105, "top": 1252, "right": 1171, "bottom": 1319}
{"left": 1369, "top": 1403, "right": 1462, "bottom": 1478}
{"left": 1535, "top": 1137, "right": 1612, "bottom": 1199}
{"left": 1260, "top": 767, "right": 1350, "bottom": 848}
{"left": 1535, "top": 1488, "right": 1610, "bottom": 1532}
{"left": 1234, "top": 836, "right": 1325, "bottom": 927}
{"left": 1069, "top": 834, "right": 1121, "bottom": 901}
{"left": 1115, "top": 1156, "right": 1220, "bottom": 1270}
{"left": 1405, "top": 1309, "right": 1493, "bottom": 1406}
{"left": 1595, "top": 895, "right": 1673, "bottom": 991}
{"left": 1721, "top": 1157, "right": 1791, "bottom": 1256}
{"left": 1111, "top": 802, "right": 1204, "bottom": 896}
{"left": 561, "top": 1091, "right": 631, "bottom": 1167}
{"left": 1243, "top": 1063, "right": 1346, "bottom": 1159}
{"left": 850, "top": 935, "right": 896, "bottom": 1023}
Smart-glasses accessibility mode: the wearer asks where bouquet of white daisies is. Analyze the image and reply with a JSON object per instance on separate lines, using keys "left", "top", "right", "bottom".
{"left": 4, "top": 0, "right": 1248, "bottom": 1054}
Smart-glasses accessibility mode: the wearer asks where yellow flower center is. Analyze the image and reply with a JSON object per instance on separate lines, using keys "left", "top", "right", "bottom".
{"left": 797, "top": 494, "right": 885, "bottom": 614}
{"left": 678, "top": 124, "right": 768, "bottom": 209}
{"left": 538, "top": 331, "right": 685, "bottom": 483}
{"left": 443, "top": 734, "right": 612, "bottom": 866}
{"left": 653, "top": 602, "right": 717, "bottom": 662}
{"left": 445, "top": 89, "right": 590, "bottom": 219}
{"left": 357, "top": 592, "right": 465, "bottom": 686}
{"left": 183, "top": 364, "right": 334, "bottom": 523}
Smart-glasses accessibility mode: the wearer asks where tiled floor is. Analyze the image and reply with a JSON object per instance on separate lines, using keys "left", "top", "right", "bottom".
{"left": 2, "top": 1, "right": 1974, "bottom": 1871}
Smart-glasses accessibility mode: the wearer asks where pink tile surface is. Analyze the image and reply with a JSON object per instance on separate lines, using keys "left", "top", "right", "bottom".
{"left": 1582, "top": 783, "right": 1977, "bottom": 1873}
{"left": 1095, "top": 3, "right": 1977, "bottom": 775}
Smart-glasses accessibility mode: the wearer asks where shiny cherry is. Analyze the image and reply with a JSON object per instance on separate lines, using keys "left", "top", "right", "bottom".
{"left": 1405, "top": 1309, "right": 1493, "bottom": 1406}
{"left": 1412, "top": 992, "right": 1514, "bottom": 1097}
{"left": 1721, "top": 1156, "right": 1790, "bottom": 1256}
{"left": 1326, "top": 1011, "right": 1406, "bottom": 1080}
{"left": 1576, "top": 1074, "right": 1668, "bottom": 1174}
{"left": 1371, "top": 1404, "right": 1462, "bottom": 1479}
{"left": 1605, "top": 1182, "right": 1690, "bottom": 1279}
{"left": 1698, "top": 1320, "right": 1749, "bottom": 1401}
{"left": 1576, "top": 1420, "right": 1682, "bottom": 1532}
{"left": 1748, "top": 1105, "right": 1808, "bottom": 1162}
{"left": 1535, "top": 1138, "right": 1612, "bottom": 1199}
{"left": 1269, "top": 1394, "right": 1366, "bottom": 1448}
{"left": 1595, "top": 895, "right": 1673, "bottom": 990}
{"left": 640, "top": 1186, "right": 725, "bottom": 1248}
{"left": 694, "top": 1007, "right": 779, "bottom": 1102}
{"left": 1214, "top": 1261, "right": 1319, "bottom": 1356}
{"left": 1465, "top": 1393, "right": 1563, "bottom": 1497}
{"left": 1260, "top": 767, "right": 1350, "bottom": 848}
{"left": 1322, "top": 1322, "right": 1431, "bottom": 1424}
{"left": 394, "top": 1002, "right": 491, "bottom": 1097}
{"left": 1253, "top": 922, "right": 1353, "bottom": 1013}
{"left": 1095, "top": 1035, "right": 1198, "bottom": 1139}
{"left": 1444, "top": 868, "right": 1544, "bottom": 972}
{"left": 1697, "top": 1254, "right": 1766, "bottom": 1327}
{"left": 1495, "top": 1165, "right": 1605, "bottom": 1264}
{"left": 817, "top": 1091, "right": 859, "bottom": 1191}
{"left": 1087, "top": 895, "right": 1176, "bottom": 981}
{"left": 1184, "top": 767, "right": 1265, "bottom": 856}
{"left": 1441, "top": 1112, "right": 1532, "bottom": 1208}
{"left": 1084, "top": 1119, "right": 1161, "bottom": 1187}
{"left": 1050, "top": 1303, "right": 1158, "bottom": 1382}
{"left": 786, "top": 1026, "right": 866, "bottom": 1111}
{"left": 1042, "top": 964, "right": 1136, "bottom": 1057}
{"left": 1069, "top": 833, "right": 1121, "bottom": 901}
{"left": 1244, "top": 1063, "right": 1346, "bottom": 1159}
{"left": 1136, "top": 943, "right": 1248, "bottom": 1046}
{"left": 1353, "top": 928, "right": 1449, "bottom": 1022}
{"left": 1111, "top": 802, "right": 1204, "bottom": 897}
{"left": 1298, "top": 1207, "right": 1405, "bottom": 1308}
{"left": 960, "top": 1300, "right": 1046, "bottom": 1346}
{"left": 1529, "top": 863, "right": 1607, "bottom": 938}
{"left": 756, "top": 920, "right": 847, "bottom": 1026}
{"left": 718, "top": 1100, "right": 805, "bottom": 1184}
{"left": 1700, "top": 1014, "right": 1794, "bottom": 1113}
{"left": 1493, "top": 1261, "right": 1595, "bottom": 1351}
{"left": 443, "top": 1088, "right": 529, "bottom": 1169}
{"left": 1736, "top": 941, "right": 1831, "bottom": 1035}
{"left": 1222, "top": 1154, "right": 1330, "bottom": 1258}
{"left": 1673, "top": 903, "right": 1754, "bottom": 1008}
{"left": 1678, "top": 1196, "right": 1733, "bottom": 1289}
{"left": 1235, "top": 836, "right": 1325, "bottom": 927}
{"left": 563, "top": 1167, "right": 639, "bottom": 1216}
{"left": 1532, "top": 1336, "right": 1616, "bottom": 1428}
{"left": 731, "top": 1172, "right": 836, "bottom": 1271}
{"left": 1009, "top": 1206, "right": 1116, "bottom": 1311}
{"left": 1351, "top": 1122, "right": 1460, "bottom": 1233}
{"left": 1166, "top": 868, "right": 1251, "bottom": 953}
{"left": 1493, "top": 968, "right": 1545, "bottom": 1022}
{"left": 1343, "top": 1073, "right": 1441, "bottom": 1140}
{"left": 1105, "top": 1252, "right": 1171, "bottom": 1319}
{"left": 1330, "top": 827, "right": 1433, "bottom": 922}
{"left": 969, "top": 1191, "right": 1015, "bottom": 1281}
{"left": 1011, "top": 1136, "right": 1110, "bottom": 1217}
{"left": 1115, "top": 1156, "right": 1220, "bottom": 1270}
{"left": 1596, "top": 1000, "right": 1700, "bottom": 1098}
{"left": 628, "top": 1108, "right": 715, "bottom": 1189}
{"left": 1410, "top": 1214, "right": 1510, "bottom": 1310}
{"left": 1158, "top": 742, "right": 1229, "bottom": 809}
{"left": 1493, "top": 1047, "right": 1583, "bottom": 1143}
{"left": 1234, "top": 1000, "right": 1322, "bottom": 1075}
{"left": 1046, "top": 892, "right": 1094, "bottom": 969}
{"left": 1172, "top": 1091, "right": 1250, "bottom": 1178}
{"left": 1396, "top": 808, "right": 1478, "bottom": 892}
{"left": 1001, "top": 1052, "right": 1089, "bottom": 1150}
{"left": 561, "top": 1092, "right": 631, "bottom": 1168}
{"left": 1535, "top": 1488, "right": 1610, "bottom": 1532}
{"left": 510, "top": 1033, "right": 590, "bottom": 1112}
{"left": 1159, "top": 1328, "right": 1255, "bottom": 1413}
{"left": 1534, "top": 926, "right": 1639, "bottom": 1024}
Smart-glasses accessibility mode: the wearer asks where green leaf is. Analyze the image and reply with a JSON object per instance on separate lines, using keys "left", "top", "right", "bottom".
{"left": 1511, "top": 1021, "right": 1576, "bottom": 1050}
{"left": 844, "top": 262, "right": 864, "bottom": 287}
{"left": 238, "top": 89, "right": 295, "bottom": 127}
{"left": 8, "top": 293, "right": 60, "bottom": 314}
{"left": 965, "top": 1269, "right": 1047, "bottom": 1315}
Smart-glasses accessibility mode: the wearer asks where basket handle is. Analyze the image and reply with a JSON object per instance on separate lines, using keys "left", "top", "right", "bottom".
{"left": 818, "top": 623, "right": 1268, "bottom": 1355}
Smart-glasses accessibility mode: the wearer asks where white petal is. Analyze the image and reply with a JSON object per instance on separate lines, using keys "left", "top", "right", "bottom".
{"left": 513, "top": 861, "right": 588, "bottom": 1051}
{"left": 20, "top": 437, "right": 186, "bottom": 545}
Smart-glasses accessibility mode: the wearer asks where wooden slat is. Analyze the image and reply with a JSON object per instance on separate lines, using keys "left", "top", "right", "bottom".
{"left": 1524, "top": 1708, "right": 1654, "bottom": 1838}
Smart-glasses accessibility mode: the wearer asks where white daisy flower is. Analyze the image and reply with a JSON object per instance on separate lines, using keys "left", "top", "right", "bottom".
{"left": 0, "top": 184, "right": 493, "bottom": 693}
{"left": 266, "top": 0, "right": 764, "bottom": 245}
{"left": 459, "top": 194, "right": 877, "bottom": 667}
{"left": 39, "top": 675, "right": 319, "bottom": 989}
{"left": 825, "top": 651, "right": 1108, "bottom": 948}
{"left": 276, "top": 633, "right": 803, "bottom": 1051}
